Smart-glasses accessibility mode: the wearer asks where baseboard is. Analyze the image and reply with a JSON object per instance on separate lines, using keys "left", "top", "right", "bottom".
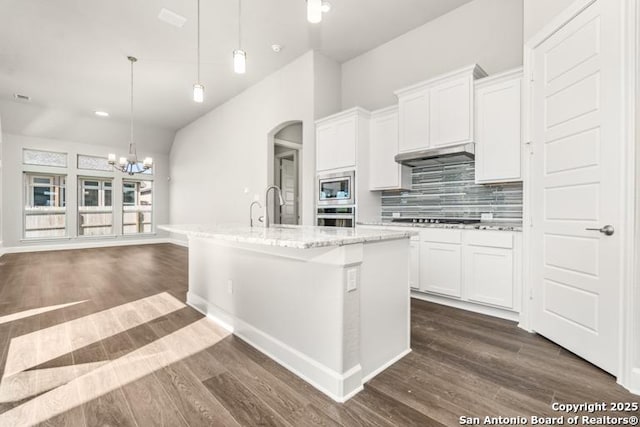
{"left": 362, "top": 348, "right": 411, "bottom": 384}
{"left": 0, "top": 237, "right": 174, "bottom": 255}
{"left": 618, "top": 368, "right": 640, "bottom": 396}
{"left": 166, "top": 238, "right": 189, "bottom": 248}
{"left": 411, "top": 291, "right": 519, "bottom": 322}
{"left": 187, "top": 292, "right": 363, "bottom": 402}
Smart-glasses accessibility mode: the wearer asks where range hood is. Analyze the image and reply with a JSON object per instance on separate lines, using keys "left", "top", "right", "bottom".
{"left": 394, "top": 143, "right": 475, "bottom": 167}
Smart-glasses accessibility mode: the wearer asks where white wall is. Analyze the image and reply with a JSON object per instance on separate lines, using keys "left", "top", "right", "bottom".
{"left": 0, "top": 99, "right": 176, "bottom": 154}
{"left": 341, "top": 0, "right": 524, "bottom": 111}
{"left": 523, "top": 0, "right": 576, "bottom": 41}
{"left": 1, "top": 133, "right": 170, "bottom": 248}
{"left": 169, "top": 52, "right": 317, "bottom": 227}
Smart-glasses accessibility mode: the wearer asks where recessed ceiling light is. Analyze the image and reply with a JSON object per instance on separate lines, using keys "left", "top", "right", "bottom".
{"left": 94, "top": 111, "right": 109, "bottom": 117}
{"left": 321, "top": 1, "right": 332, "bottom": 13}
{"left": 271, "top": 44, "right": 282, "bottom": 53}
{"left": 13, "top": 93, "right": 31, "bottom": 102}
{"left": 158, "top": 8, "right": 187, "bottom": 28}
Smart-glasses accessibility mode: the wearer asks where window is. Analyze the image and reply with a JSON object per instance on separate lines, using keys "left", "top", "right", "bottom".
{"left": 77, "top": 154, "right": 112, "bottom": 171}
{"left": 78, "top": 178, "right": 113, "bottom": 236}
{"left": 122, "top": 180, "right": 153, "bottom": 234}
{"left": 24, "top": 174, "right": 67, "bottom": 239}
{"left": 23, "top": 149, "right": 67, "bottom": 167}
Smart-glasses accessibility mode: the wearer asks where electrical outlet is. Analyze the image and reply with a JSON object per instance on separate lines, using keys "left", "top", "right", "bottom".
{"left": 346, "top": 269, "right": 357, "bottom": 292}
{"left": 227, "top": 280, "right": 233, "bottom": 294}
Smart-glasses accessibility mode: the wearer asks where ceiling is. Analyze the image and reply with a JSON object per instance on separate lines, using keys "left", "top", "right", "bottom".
{"left": 0, "top": 0, "right": 472, "bottom": 150}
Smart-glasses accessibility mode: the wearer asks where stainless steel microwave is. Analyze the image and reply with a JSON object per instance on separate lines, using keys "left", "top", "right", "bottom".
{"left": 317, "top": 171, "right": 355, "bottom": 206}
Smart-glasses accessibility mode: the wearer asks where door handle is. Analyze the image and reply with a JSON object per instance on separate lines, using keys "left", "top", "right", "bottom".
{"left": 585, "top": 225, "right": 614, "bottom": 236}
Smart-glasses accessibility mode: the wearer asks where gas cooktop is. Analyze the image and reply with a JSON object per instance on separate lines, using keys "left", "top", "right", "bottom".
{"left": 390, "top": 218, "right": 482, "bottom": 225}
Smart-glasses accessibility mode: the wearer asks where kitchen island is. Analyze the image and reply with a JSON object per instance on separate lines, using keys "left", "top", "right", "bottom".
{"left": 159, "top": 224, "right": 413, "bottom": 402}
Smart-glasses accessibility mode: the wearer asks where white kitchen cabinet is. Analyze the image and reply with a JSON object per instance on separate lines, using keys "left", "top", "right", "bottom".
{"left": 419, "top": 241, "right": 462, "bottom": 298}
{"left": 316, "top": 108, "right": 370, "bottom": 172}
{"left": 475, "top": 68, "right": 523, "bottom": 183}
{"left": 429, "top": 75, "right": 473, "bottom": 147}
{"left": 369, "top": 106, "right": 411, "bottom": 190}
{"left": 397, "top": 90, "right": 429, "bottom": 153}
{"left": 464, "top": 245, "right": 514, "bottom": 309}
{"left": 409, "top": 238, "right": 420, "bottom": 290}
{"left": 395, "top": 64, "right": 487, "bottom": 153}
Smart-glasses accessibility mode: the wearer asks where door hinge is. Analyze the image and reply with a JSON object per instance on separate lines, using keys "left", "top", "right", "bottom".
{"left": 529, "top": 288, "right": 534, "bottom": 300}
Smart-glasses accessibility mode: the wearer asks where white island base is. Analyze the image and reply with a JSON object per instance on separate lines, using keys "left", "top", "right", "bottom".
{"left": 165, "top": 225, "right": 411, "bottom": 402}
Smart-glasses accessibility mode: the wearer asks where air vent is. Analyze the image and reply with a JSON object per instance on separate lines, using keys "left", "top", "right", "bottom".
{"left": 13, "top": 93, "right": 31, "bottom": 102}
{"left": 158, "top": 8, "right": 187, "bottom": 28}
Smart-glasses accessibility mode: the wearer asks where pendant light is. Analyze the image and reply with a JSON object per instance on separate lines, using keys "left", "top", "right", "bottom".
{"left": 233, "top": 0, "right": 246, "bottom": 74}
{"left": 307, "top": 0, "right": 322, "bottom": 23}
{"left": 193, "top": 0, "right": 204, "bottom": 102}
{"left": 108, "top": 56, "right": 153, "bottom": 175}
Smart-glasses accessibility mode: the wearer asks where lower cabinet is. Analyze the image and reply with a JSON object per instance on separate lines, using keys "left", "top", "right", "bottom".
{"left": 409, "top": 238, "right": 420, "bottom": 290}
{"left": 417, "top": 229, "right": 521, "bottom": 313}
{"left": 419, "top": 242, "right": 462, "bottom": 297}
{"left": 464, "top": 245, "right": 514, "bottom": 309}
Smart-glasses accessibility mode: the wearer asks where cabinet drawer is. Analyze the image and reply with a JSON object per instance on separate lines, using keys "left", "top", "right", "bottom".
{"left": 420, "top": 228, "right": 462, "bottom": 244}
{"left": 465, "top": 230, "right": 513, "bottom": 249}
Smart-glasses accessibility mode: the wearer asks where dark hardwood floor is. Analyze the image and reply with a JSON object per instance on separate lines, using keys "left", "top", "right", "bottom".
{"left": 0, "top": 244, "right": 636, "bottom": 426}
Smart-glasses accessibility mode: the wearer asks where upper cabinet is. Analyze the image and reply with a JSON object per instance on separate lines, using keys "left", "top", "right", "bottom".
{"left": 369, "top": 106, "right": 411, "bottom": 191}
{"left": 316, "top": 108, "right": 369, "bottom": 172}
{"left": 474, "top": 68, "right": 523, "bottom": 184}
{"left": 397, "top": 90, "right": 430, "bottom": 153}
{"left": 395, "top": 64, "right": 487, "bottom": 153}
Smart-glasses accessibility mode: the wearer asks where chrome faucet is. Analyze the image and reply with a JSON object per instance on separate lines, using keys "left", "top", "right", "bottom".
{"left": 249, "top": 200, "right": 263, "bottom": 227}
{"left": 264, "top": 185, "right": 285, "bottom": 228}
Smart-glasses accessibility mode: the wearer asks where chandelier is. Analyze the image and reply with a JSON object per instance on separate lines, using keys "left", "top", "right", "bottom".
{"left": 108, "top": 56, "right": 153, "bottom": 175}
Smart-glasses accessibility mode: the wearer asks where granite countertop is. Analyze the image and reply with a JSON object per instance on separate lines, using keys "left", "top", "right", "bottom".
{"left": 159, "top": 224, "right": 415, "bottom": 249}
{"left": 357, "top": 221, "right": 523, "bottom": 232}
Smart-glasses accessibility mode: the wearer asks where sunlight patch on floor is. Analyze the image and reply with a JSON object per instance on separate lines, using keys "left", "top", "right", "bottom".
{"left": 0, "top": 301, "right": 87, "bottom": 326}
{"left": 0, "top": 316, "right": 230, "bottom": 426}
{"left": 2, "top": 292, "right": 185, "bottom": 377}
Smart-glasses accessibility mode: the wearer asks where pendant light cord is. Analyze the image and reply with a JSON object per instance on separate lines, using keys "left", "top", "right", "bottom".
{"left": 129, "top": 56, "right": 137, "bottom": 157}
{"left": 238, "top": 0, "right": 242, "bottom": 50}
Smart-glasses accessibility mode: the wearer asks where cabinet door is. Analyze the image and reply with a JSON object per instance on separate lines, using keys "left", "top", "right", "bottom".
{"left": 429, "top": 76, "right": 472, "bottom": 147}
{"left": 398, "top": 91, "right": 429, "bottom": 153}
{"left": 316, "top": 118, "right": 357, "bottom": 172}
{"left": 334, "top": 118, "right": 357, "bottom": 169}
{"left": 475, "top": 78, "right": 522, "bottom": 183}
{"left": 409, "top": 239, "right": 420, "bottom": 290}
{"left": 316, "top": 124, "right": 336, "bottom": 172}
{"left": 464, "top": 245, "right": 514, "bottom": 309}
{"left": 370, "top": 110, "right": 411, "bottom": 190}
{"left": 419, "top": 241, "right": 462, "bottom": 297}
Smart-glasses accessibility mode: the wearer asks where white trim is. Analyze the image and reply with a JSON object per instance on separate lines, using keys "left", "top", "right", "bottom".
{"left": 411, "top": 292, "right": 519, "bottom": 322}
{"left": 186, "top": 291, "right": 364, "bottom": 402}
{"left": 0, "top": 237, "right": 174, "bottom": 255}
{"left": 166, "top": 237, "right": 189, "bottom": 248}
{"left": 619, "top": 0, "right": 640, "bottom": 395}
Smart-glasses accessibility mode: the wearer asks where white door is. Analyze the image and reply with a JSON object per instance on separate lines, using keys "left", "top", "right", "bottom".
{"left": 531, "top": 0, "right": 623, "bottom": 374}
{"left": 279, "top": 157, "right": 297, "bottom": 225}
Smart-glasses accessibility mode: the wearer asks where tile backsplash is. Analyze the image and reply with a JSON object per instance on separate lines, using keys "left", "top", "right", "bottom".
{"left": 380, "top": 161, "right": 523, "bottom": 222}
